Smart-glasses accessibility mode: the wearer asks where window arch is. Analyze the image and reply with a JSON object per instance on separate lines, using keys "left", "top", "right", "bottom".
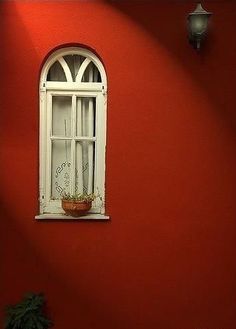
{"left": 38, "top": 47, "right": 107, "bottom": 217}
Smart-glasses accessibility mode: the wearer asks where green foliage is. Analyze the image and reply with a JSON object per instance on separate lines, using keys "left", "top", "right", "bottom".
{"left": 62, "top": 192, "right": 100, "bottom": 202}
{"left": 4, "top": 293, "right": 53, "bottom": 329}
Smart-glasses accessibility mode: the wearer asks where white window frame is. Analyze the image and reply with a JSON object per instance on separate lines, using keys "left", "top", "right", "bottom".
{"left": 38, "top": 47, "right": 107, "bottom": 217}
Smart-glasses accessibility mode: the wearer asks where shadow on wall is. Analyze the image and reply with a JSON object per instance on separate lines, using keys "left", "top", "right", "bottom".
{"left": 0, "top": 3, "right": 99, "bottom": 328}
{"left": 0, "top": 206, "right": 117, "bottom": 329}
{"left": 106, "top": 0, "right": 236, "bottom": 132}
{"left": 0, "top": 4, "right": 127, "bottom": 329}
{"left": 0, "top": 0, "right": 45, "bottom": 305}
{"left": 1, "top": 2, "right": 236, "bottom": 329}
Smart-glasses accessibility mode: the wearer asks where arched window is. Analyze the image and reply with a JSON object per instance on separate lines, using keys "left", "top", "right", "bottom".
{"left": 38, "top": 47, "right": 107, "bottom": 218}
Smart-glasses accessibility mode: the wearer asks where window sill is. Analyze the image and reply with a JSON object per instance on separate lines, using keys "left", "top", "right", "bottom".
{"left": 35, "top": 214, "right": 110, "bottom": 221}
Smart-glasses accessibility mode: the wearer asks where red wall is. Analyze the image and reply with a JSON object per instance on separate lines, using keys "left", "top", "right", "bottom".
{"left": 1, "top": 1, "right": 236, "bottom": 328}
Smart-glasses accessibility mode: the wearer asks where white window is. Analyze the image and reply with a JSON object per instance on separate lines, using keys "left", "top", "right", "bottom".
{"left": 38, "top": 47, "right": 107, "bottom": 217}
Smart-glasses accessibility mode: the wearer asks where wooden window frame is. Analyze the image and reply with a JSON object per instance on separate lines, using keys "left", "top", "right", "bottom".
{"left": 38, "top": 47, "right": 107, "bottom": 217}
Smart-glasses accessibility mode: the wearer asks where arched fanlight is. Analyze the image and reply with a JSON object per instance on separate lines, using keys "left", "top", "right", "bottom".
{"left": 188, "top": 3, "right": 212, "bottom": 50}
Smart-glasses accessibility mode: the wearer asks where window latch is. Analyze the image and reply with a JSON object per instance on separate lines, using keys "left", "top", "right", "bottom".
{"left": 102, "top": 85, "right": 107, "bottom": 95}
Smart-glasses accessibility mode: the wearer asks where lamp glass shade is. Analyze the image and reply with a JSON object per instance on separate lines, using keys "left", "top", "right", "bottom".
{"left": 189, "top": 14, "right": 208, "bottom": 35}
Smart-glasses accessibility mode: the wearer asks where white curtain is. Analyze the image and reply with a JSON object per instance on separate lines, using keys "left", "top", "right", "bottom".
{"left": 50, "top": 57, "right": 98, "bottom": 199}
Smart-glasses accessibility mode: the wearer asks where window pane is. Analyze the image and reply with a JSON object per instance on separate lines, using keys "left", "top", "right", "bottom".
{"left": 52, "top": 96, "right": 72, "bottom": 137}
{"left": 75, "top": 141, "right": 95, "bottom": 195}
{"left": 47, "top": 61, "right": 66, "bottom": 81}
{"left": 63, "top": 55, "right": 86, "bottom": 82}
{"left": 76, "top": 97, "right": 96, "bottom": 137}
{"left": 51, "top": 140, "right": 71, "bottom": 199}
{"left": 82, "top": 62, "right": 101, "bottom": 82}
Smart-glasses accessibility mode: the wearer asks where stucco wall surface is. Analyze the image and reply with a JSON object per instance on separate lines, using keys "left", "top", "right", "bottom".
{"left": 1, "top": 1, "right": 236, "bottom": 329}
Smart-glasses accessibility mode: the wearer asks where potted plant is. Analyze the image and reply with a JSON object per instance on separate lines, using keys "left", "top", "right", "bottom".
{"left": 61, "top": 192, "right": 97, "bottom": 217}
{"left": 4, "top": 292, "right": 52, "bottom": 329}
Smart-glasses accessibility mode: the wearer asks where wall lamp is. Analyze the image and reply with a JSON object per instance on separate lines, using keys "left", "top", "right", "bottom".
{"left": 188, "top": 3, "right": 212, "bottom": 50}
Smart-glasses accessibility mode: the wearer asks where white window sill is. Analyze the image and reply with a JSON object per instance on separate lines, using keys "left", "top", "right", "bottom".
{"left": 35, "top": 214, "right": 110, "bottom": 221}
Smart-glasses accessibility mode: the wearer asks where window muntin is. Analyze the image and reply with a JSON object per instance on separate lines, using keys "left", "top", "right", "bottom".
{"left": 39, "top": 47, "right": 107, "bottom": 215}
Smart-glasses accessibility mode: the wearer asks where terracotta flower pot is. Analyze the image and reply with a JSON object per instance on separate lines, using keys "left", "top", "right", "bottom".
{"left": 62, "top": 199, "right": 92, "bottom": 217}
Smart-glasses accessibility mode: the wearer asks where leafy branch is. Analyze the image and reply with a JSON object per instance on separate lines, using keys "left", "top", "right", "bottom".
{"left": 4, "top": 293, "right": 53, "bottom": 329}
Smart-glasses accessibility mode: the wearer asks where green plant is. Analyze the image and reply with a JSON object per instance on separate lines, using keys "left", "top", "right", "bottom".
{"left": 61, "top": 192, "right": 96, "bottom": 202}
{"left": 62, "top": 191, "right": 102, "bottom": 203}
{"left": 4, "top": 292, "right": 52, "bottom": 329}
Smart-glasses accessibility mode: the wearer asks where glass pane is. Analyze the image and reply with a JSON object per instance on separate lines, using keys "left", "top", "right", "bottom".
{"left": 63, "top": 55, "right": 85, "bottom": 82}
{"left": 75, "top": 141, "right": 95, "bottom": 195}
{"left": 47, "top": 61, "right": 66, "bottom": 81}
{"left": 76, "top": 97, "right": 96, "bottom": 137}
{"left": 52, "top": 96, "right": 72, "bottom": 137}
{"left": 82, "top": 62, "right": 101, "bottom": 82}
{"left": 51, "top": 140, "right": 71, "bottom": 199}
